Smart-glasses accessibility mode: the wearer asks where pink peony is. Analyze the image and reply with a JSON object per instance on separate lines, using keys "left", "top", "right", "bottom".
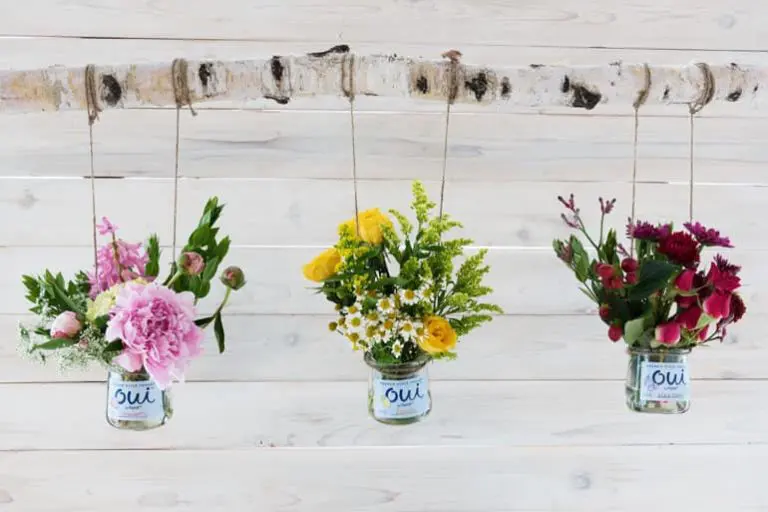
{"left": 50, "top": 311, "right": 81, "bottom": 339}
{"left": 655, "top": 322, "right": 681, "bottom": 345}
{"left": 703, "top": 289, "right": 732, "bottom": 320}
{"left": 106, "top": 282, "right": 204, "bottom": 390}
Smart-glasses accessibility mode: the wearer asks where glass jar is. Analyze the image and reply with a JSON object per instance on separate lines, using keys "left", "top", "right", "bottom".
{"left": 365, "top": 353, "right": 432, "bottom": 425}
{"left": 105, "top": 369, "right": 173, "bottom": 430}
{"left": 625, "top": 348, "right": 691, "bottom": 414}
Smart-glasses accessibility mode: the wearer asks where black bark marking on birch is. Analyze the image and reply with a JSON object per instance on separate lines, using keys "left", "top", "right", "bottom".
{"left": 465, "top": 72, "right": 488, "bottom": 101}
{"left": 561, "top": 75, "right": 570, "bottom": 94}
{"left": 610, "top": 61, "right": 622, "bottom": 77}
{"left": 198, "top": 63, "right": 213, "bottom": 97}
{"left": 730, "top": 62, "right": 740, "bottom": 70}
{"left": 500, "top": 77, "right": 511, "bottom": 98}
{"left": 529, "top": 64, "right": 543, "bottom": 69}
{"left": 663, "top": 86, "right": 670, "bottom": 100}
{"left": 570, "top": 83, "right": 601, "bottom": 110}
{"left": 415, "top": 76, "right": 429, "bottom": 94}
{"left": 101, "top": 74, "right": 122, "bottom": 106}
{"left": 754, "top": 84, "right": 759, "bottom": 93}
{"left": 271, "top": 56, "right": 284, "bottom": 84}
{"left": 727, "top": 88, "right": 742, "bottom": 102}
{"left": 307, "top": 45, "right": 350, "bottom": 58}
{"left": 264, "top": 95, "right": 290, "bottom": 105}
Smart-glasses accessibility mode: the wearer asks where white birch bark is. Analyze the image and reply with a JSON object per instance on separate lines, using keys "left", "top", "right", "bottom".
{"left": 0, "top": 47, "right": 762, "bottom": 113}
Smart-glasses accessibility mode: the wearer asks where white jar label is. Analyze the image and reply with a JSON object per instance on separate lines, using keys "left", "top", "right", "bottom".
{"left": 372, "top": 373, "right": 430, "bottom": 419}
{"left": 107, "top": 374, "right": 165, "bottom": 422}
{"left": 639, "top": 361, "right": 690, "bottom": 401}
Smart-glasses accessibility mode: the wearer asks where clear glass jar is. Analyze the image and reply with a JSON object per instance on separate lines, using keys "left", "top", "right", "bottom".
{"left": 625, "top": 348, "right": 691, "bottom": 414}
{"left": 365, "top": 352, "right": 432, "bottom": 425}
{"left": 105, "top": 369, "right": 173, "bottom": 430}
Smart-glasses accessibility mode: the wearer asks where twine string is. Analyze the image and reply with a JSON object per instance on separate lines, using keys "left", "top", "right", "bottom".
{"left": 628, "top": 64, "right": 651, "bottom": 258}
{"left": 687, "top": 62, "right": 715, "bottom": 223}
{"left": 84, "top": 64, "right": 101, "bottom": 274}
{"left": 344, "top": 52, "right": 361, "bottom": 238}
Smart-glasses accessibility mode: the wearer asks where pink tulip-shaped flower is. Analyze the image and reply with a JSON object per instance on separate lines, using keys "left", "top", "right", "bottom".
{"left": 676, "top": 305, "right": 703, "bottom": 330}
{"left": 655, "top": 322, "right": 681, "bottom": 345}
{"left": 675, "top": 269, "right": 695, "bottom": 292}
{"left": 703, "top": 289, "right": 732, "bottom": 320}
{"left": 50, "top": 311, "right": 82, "bottom": 339}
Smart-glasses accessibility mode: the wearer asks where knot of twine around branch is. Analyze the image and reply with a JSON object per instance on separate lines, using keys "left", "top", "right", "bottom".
{"left": 172, "top": 58, "right": 197, "bottom": 116}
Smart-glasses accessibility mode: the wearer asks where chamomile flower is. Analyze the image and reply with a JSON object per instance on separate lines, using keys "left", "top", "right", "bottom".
{"left": 345, "top": 312, "right": 364, "bottom": 333}
{"left": 364, "top": 311, "right": 381, "bottom": 326}
{"left": 399, "top": 288, "right": 419, "bottom": 305}
{"left": 418, "top": 283, "right": 434, "bottom": 302}
{"left": 391, "top": 340, "right": 404, "bottom": 358}
{"left": 399, "top": 319, "right": 419, "bottom": 341}
{"left": 377, "top": 296, "right": 396, "bottom": 315}
{"left": 347, "top": 332, "right": 361, "bottom": 350}
{"left": 380, "top": 316, "right": 397, "bottom": 336}
{"left": 345, "top": 303, "right": 361, "bottom": 316}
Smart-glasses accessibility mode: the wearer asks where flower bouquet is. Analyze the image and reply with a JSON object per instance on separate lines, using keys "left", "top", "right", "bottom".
{"left": 553, "top": 194, "right": 746, "bottom": 413}
{"left": 18, "top": 197, "right": 246, "bottom": 430}
{"left": 302, "top": 181, "right": 502, "bottom": 424}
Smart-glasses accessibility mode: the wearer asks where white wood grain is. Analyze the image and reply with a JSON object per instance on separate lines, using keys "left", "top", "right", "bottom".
{"left": 3, "top": 0, "right": 768, "bottom": 53}
{"left": 2, "top": 313, "right": 758, "bottom": 383}
{"left": 3, "top": 176, "right": 767, "bottom": 250}
{"left": 0, "top": 380, "right": 767, "bottom": 450}
{"left": 1, "top": 445, "right": 765, "bottom": 511}
{"left": 2, "top": 109, "right": 767, "bottom": 184}
{"left": 2, "top": 247, "right": 763, "bottom": 316}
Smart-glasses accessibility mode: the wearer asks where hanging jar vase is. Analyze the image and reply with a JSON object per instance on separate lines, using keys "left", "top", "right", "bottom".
{"left": 365, "top": 352, "right": 432, "bottom": 425}
{"left": 106, "top": 369, "right": 173, "bottom": 430}
{"left": 624, "top": 348, "right": 690, "bottom": 414}
{"left": 301, "top": 181, "right": 502, "bottom": 425}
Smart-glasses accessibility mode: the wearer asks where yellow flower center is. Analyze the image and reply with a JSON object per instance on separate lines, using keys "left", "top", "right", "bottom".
{"left": 383, "top": 319, "right": 395, "bottom": 330}
{"left": 350, "top": 317, "right": 362, "bottom": 328}
{"left": 404, "top": 290, "right": 416, "bottom": 300}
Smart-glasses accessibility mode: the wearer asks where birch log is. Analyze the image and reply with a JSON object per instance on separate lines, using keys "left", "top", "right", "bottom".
{"left": 0, "top": 46, "right": 763, "bottom": 113}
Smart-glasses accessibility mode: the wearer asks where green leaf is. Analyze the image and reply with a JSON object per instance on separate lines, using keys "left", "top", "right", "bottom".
{"left": 103, "top": 340, "right": 124, "bottom": 353}
{"left": 30, "top": 338, "right": 77, "bottom": 352}
{"left": 214, "top": 313, "right": 225, "bottom": 353}
{"left": 202, "top": 256, "right": 219, "bottom": 282}
{"left": 601, "top": 229, "right": 618, "bottom": 264}
{"left": 627, "top": 260, "right": 679, "bottom": 301}
{"left": 696, "top": 312, "right": 716, "bottom": 329}
{"left": 191, "top": 226, "right": 211, "bottom": 247}
{"left": 195, "top": 316, "right": 215, "bottom": 328}
{"left": 623, "top": 317, "right": 647, "bottom": 344}
{"left": 216, "top": 236, "right": 231, "bottom": 260}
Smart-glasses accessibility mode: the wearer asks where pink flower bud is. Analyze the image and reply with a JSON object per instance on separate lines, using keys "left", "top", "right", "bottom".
{"left": 703, "top": 290, "right": 731, "bottom": 320}
{"left": 180, "top": 252, "right": 205, "bottom": 276}
{"left": 654, "top": 322, "right": 681, "bottom": 345}
{"left": 220, "top": 266, "right": 246, "bottom": 290}
{"left": 624, "top": 272, "right": 638, "bottom": 285}
{"left": 50, "top": 311, "right": 82, "bottom": 339}
{"left": 596, "top": 263, "right": 614, "bottom": 279}
{"left": 598, "top": 304, "right": 611, "bottom": 321}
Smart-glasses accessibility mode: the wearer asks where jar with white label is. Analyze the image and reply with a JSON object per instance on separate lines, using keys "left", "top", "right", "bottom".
{"left": 625, "top": 348, "right": 691, "bottom": 414}
{"left": 105, "top": 369, "right": 173, "bottom": 430}
{"left": 365, "top": 353, "right": 432, "bottom": 425}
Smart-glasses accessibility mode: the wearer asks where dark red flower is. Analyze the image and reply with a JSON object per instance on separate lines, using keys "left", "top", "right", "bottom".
{"left": 730, "top": 293, "right": 746, "bottom": 323}
{"left": 608, "top": 324, "right": 623, "bottom": 342}
{"left": 683, "top": 222, "right": 733, "bottom": 248}
{"left": 706, "top": 262, "right": 741, "bottom": 293}
{"left": 621, "top": 258, "right": 638, "bottom": 273}
{"left": 657, "top": 231, "right": 700, "bottom": 267}
{"left": 599, "top": 304, "right": 611, "bottom": 321}
{"left": 626, "top": 219, "right": 672, "bottom": 242}
{"left": 714, "top": 254, "right": 741, "bottom": 276}
{"left": 596, "top": 263, "right": 614, "bottom": 279}
{"left": 625, "top": 272, "right": 637, "bottom": 285}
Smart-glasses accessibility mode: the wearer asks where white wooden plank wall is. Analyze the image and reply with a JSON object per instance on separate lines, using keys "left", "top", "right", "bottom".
{"left": 1, "top": 2, "right": 767, "bottom": 510}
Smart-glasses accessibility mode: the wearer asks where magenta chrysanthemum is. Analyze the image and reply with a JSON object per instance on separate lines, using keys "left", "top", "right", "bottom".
{"left": 106, "top": 282, "right": 204, "bottom": 390}
{"left": 626, "top": 220, "right": 672, "bottom": 241}
{"left": 683, "top": 222, "right": 733, "bottom": 248}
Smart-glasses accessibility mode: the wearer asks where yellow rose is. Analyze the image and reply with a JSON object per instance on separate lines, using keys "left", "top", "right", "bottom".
{"left": 302, "top": 248, "right": 342, "bottom": 282}
{"left": 339, "top": 208, "right": 393, "bottom": 245}
{"left": 417, "top": 316, "right": 458, "bottom": 355}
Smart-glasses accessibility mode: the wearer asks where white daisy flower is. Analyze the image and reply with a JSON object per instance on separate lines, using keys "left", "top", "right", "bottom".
{"left": 391, "top": 340, "right": 404, "bottom": 358}
{"left": 399, "top": 319, "right": 418, "bottom": 341}
{"left": 399, "top": 288, "right": 419, "bottom": 305}
{"left": 344, "top": 303, "right": 362, "bottom": 316}
{"left": 377, "top": 296, "right": 396, "bottom": 315}
{"left": 345, "top": 312, "right": 364, "bottom": 333}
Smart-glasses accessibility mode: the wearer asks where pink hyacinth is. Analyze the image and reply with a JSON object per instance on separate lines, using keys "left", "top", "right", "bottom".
{"left": 106, "top": 282, "right": 204, "bottom": 390}
{"left": 87, "top": 218, "right": 149, "bottom": 298}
